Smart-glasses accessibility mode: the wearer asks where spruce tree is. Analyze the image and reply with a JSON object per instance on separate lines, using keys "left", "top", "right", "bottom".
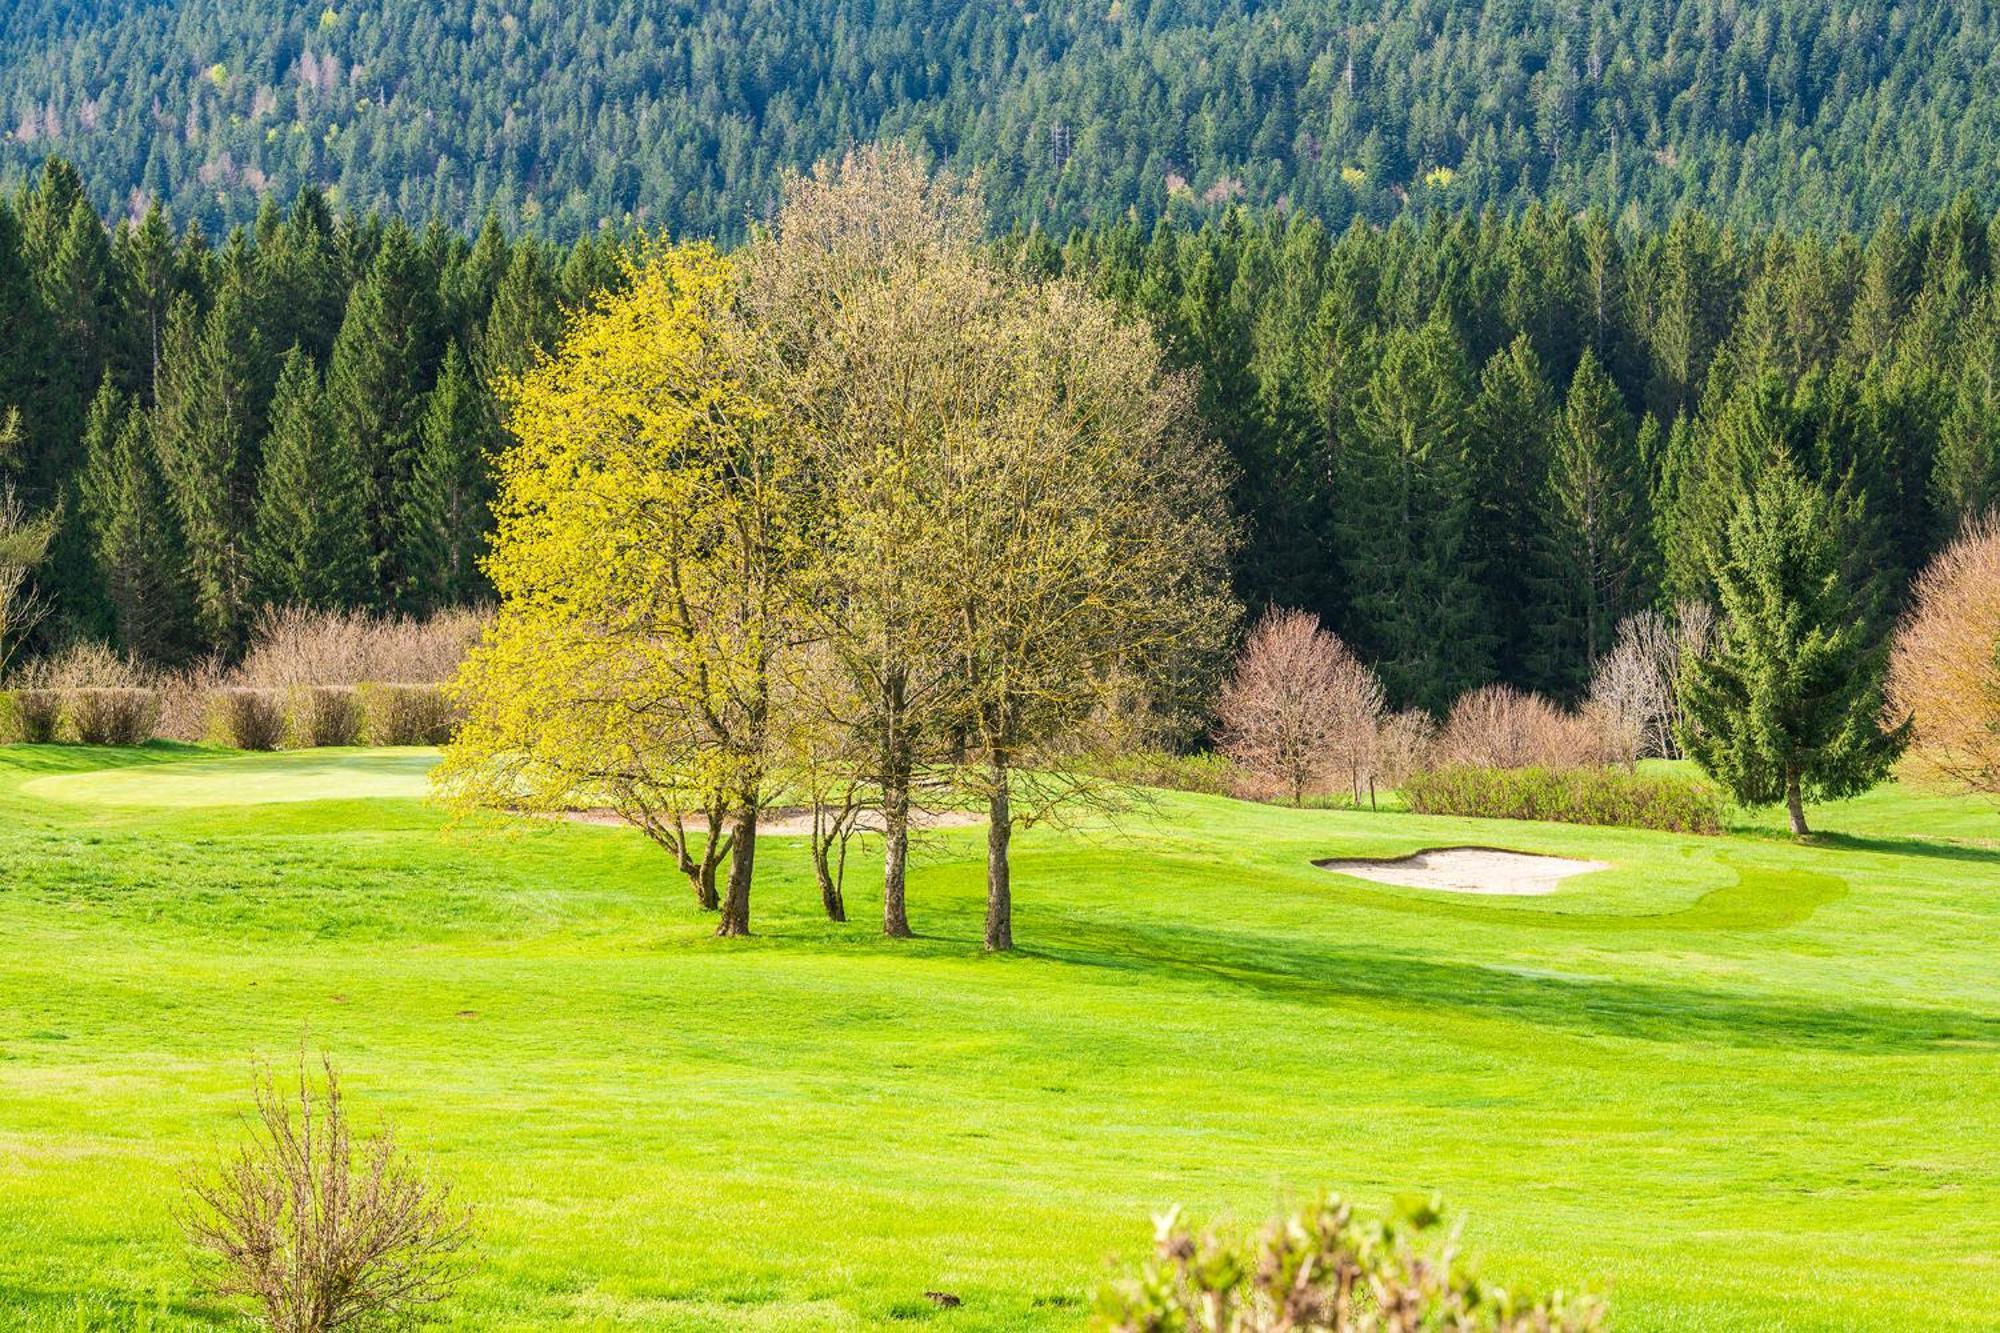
{"left": 397, "top": 341, "right": 495, "bottom": 612}
{"left": 325, "top": 222, "right": 443, "bottom": 605}
{"left": 111, "top": 203, "right": 184, "bottom": 404}
{"left": 477, "top": 242, "right": 563, "bottom": 384}
{"left": 1533, "top": 349, "right": 1653, "bottom": 695}
{"left": 251, "top": 348, "right": 372, "bottom": 611}
{"left": 1336, "top": 320, "right": 1491, "bottom": 711}
{"left": 1677, "top": 454, "right": 1907, "bottom": 835}
{"left": 93, "top": 409, "right": 192, "bottom": 661}
{"left": 1467, "top": 335, "right": 1557, "bottom": 685}
{"left": 153, "top": 265, "right": 268, "bottom": 647}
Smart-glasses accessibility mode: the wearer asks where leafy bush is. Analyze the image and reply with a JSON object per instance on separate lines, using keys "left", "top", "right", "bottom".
{"left": 1402, "top": 764, "right": 1723, "bottom": 834}
{"left": 69, "top": 688, "right": 161, "bottom": 746}
{"left": 8, "top": 689, "right": 62, "bottom": 743}
{"left": 211, "top": 688, "right": 289, "bottom": 751}
{"left": 360, "top": 684, "right": 460, "bottom": 746}
{"left": 290, "top": 686, "right": 362, "bottom": 748}
{"left": 1095, "top": 1193, "right": 1604, "bottom": 1332}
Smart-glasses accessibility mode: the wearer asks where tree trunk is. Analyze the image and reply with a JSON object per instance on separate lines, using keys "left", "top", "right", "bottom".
{"left": 696, "top": 856, "right": 721, "bottom": 913}
{"left": 984, "top": 759, "right": 1013, "bottom": 953}
{"left": 882, "top": 773, "right": 912, "bottom": 938}
{"left": 1786, "top": 766, "right": 1809, "bottom": 836}
{"left": 812, "top": 839, "right": 846, "bottom": 922}
{"left": 717, "top": 803, "right": 756, "bottom": 937}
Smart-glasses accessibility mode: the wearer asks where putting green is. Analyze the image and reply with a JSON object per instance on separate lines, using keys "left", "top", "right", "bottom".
{"left": 19, "top": 748, "right": 437, "bottom": 808}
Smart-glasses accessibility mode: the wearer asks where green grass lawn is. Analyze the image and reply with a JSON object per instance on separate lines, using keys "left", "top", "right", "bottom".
{"left": 1, "top": 745, "right": 1996, "bottom": 1330}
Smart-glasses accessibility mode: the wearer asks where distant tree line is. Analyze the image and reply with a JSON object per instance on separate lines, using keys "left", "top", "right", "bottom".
{"left": 2, "top": 0, "right": 1999, "bottom": 241}
{"left": 4, "top": 156, "right": 1999, "bottom": 726}
{"left": 1036, "top": 197, "right": 2000, "bottom": 712}
{"left": 0, "top": 158, "right": 620, "bottom": 661}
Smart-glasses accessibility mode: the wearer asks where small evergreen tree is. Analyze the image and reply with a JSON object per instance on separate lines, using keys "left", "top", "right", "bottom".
{"left": 251, "top": 348, "right": 372, "bottom": 611}
{"left": 1677, "top": 454, "right": 1907, "bottom": 835}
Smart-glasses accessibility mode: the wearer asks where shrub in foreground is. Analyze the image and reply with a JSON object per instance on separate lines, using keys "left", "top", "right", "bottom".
{"left": 1402, "top": 764, "right": 1723, "bottom": 834}
{"left": 68, "top": 688, "right": 162, "bottom": 746}
{"left": 290, "top": 686, "right": 363, "bottom": 748}
{"left": 182, "top": 1053, "right": 470, "bottom": 1333}
{"left": 360, "top": 683, "right": 459, "bottom": 746}
{"left": 1095, "top": 1194, "right": 1604, "bottom": 1332}
{"left": 211, "top": 688, "right": 289, "bottom": 751}
{"left": 7, "top": 689, "right": 62, "bottom": 743}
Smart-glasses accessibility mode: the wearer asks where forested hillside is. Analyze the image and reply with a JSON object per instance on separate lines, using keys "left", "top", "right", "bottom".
{"left": 3, "top": 0, "right": 1999, "bottom": 240}
{"left": 4, "top": 153, "right": 1997, "bottom": 713}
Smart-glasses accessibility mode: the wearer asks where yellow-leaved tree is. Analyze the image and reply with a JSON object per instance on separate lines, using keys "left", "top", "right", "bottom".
{"left": 435, "top": 243, "right": 810, "bottom": 936}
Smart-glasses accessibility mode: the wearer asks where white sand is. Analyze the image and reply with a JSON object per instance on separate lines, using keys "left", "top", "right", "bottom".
{"left": 1315, "top": 846, "right": 1610, "bottom": 896}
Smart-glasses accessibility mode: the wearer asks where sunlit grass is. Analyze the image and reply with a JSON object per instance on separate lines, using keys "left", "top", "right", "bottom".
{"left": 0, "top": 745, "right": 1995, "bottom": 1330}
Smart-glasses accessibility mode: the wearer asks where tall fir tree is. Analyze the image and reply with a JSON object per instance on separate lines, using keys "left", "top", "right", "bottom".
{"left": 1335, "top": 320, "right": 1491, "bottom": 711}
{"left": 153, "top": 262, "right": 268, "bottom": 647}
{"left": 325, "top": 222, "right": 444, "bottom": 605}
{"left": 250, "top": 348, "right": 372, "bottom": 611}
{"left": 1677, "top": 453, "right": 1907, "bottom": 835}
{"left": 1532, "top": 349, "right": 1654, "bottom": 695}
{"left": 476, "top": 240, "right": 564, "bottom": 383}
{"left": 87, "top": 408, "right": 192, "bottom": 661}
{"left": 1467, "top": 335, "right": 1557, "bottom": 686}
{"left": 397, "top": 341, "right": 495, "bottom": 612}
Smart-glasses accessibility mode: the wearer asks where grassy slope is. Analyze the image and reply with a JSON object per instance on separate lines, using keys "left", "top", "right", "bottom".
{"left": 0, "top": 746, "right": 1995, "bottom": 1331}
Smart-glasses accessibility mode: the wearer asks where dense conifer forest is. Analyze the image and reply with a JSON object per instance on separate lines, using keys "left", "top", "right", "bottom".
{"left": 3, "top": 1, "right": 2000, "bottom": 240}
{"left": 3, "top": 149, "right": 1996, "bottom": 712}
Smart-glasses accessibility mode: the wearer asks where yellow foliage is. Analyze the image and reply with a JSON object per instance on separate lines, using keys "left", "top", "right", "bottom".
{"left": 438, "top": 243, "right": 798, "bottom": 835}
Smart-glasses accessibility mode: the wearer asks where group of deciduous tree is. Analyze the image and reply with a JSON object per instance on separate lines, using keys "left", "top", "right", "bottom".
{"left": 436, "top": 148, "right": 1236, "bottom": 951}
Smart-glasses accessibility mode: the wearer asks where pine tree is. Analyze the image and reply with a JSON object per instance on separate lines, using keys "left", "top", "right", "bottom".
{"left": 325, "top": 222, "right": 443, "bottom": 604}
{"left": 1677, "top": 453, "right": 1907, "bottom": 835}
{"left": 1336, "top": 320, "right": 1491, "bottom": 710}
{"left": 153, "top": 264, "right": 268, "bottom": 646}
{"left": 92, "top": 410, "right": 192, "bottom": 660}
{"left": 1533, "top": 349, "right": 1653, "bottom": 695}
{"left": 111, "top": 203, "right": 184, "bottom": 404}
{"left": 477, "top": 242, "right": 564, "bottom": 384}
{"left": 394, "top": 341, "right": 494, "bottom": 612}
{"left": 1467, "top": 335, "right": 1557, "bottom": 685}
{"left": 251, "top": 348, "right": 372, "bottom": 611}
{"left": 256, "top": 187, "right": 346, "bottom": 367}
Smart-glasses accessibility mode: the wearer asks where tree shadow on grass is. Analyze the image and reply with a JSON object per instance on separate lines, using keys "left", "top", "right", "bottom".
{"left": 1022, "top": 915, "right": 1999, "bottom": 1054}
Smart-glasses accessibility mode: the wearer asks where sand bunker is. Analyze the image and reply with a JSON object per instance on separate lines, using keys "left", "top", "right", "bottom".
{"left": 1315, "top": 846, "right": 1610, "bottom": 896}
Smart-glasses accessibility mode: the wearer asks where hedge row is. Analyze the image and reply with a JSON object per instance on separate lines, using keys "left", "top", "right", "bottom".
{"left": 0, "top": 684, "right": 459, "bottom": 750}
{"left": 1400, "top": 764, "right": 1724, "bottom": 834}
